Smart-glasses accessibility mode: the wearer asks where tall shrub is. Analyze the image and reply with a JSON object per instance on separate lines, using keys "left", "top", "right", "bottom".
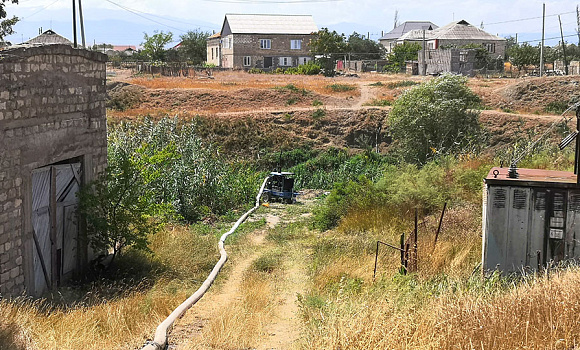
{"left": 388, "top": 74, "right": 483, "bottom": 164}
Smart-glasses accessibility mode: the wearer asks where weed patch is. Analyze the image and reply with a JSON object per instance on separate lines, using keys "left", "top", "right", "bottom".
{"left": 326, "top": 84, "right": 356, "bottom": 92}
{"left": 387, "top": 80, "right": 418, "bottom": 89}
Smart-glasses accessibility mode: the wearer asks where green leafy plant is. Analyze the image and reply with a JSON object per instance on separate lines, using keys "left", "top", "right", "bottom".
{"left": 388, "top": 74, "right": 484, "bottom": 164}
{"left": 312, "top": 99, "right": 323, "bottom": 106}
{"left": 312, "top": 108, "right": 326, "bottom": 120}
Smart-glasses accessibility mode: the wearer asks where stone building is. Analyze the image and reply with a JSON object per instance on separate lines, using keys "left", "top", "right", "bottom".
{"left": 0, "top": 44, "right": 107, "bottom": 297}
{"left": 418, "top": 48, "right": 478, "bottom": 76}
{"left": 208, "top": 14, "right": 318, "bottom": 70}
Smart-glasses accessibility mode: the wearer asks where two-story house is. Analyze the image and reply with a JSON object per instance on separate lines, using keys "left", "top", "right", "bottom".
{"left": 208, "top": 14, "right": 318, "bottom": 70}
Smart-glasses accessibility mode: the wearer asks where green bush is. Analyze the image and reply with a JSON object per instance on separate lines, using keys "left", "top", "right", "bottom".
{"left": 105, "top": 117, "right": 263, "bottom": 222}
{"left": 388, "top": 74, "right": 484, "bottom": 164}
{"left": 312, "top": 99, "right": 323, "bottom": 106}
{"left": 312, "top": 108, "right": 326, "bottom": 120}
{"left": 248, "top": 67, "right": 264, "bottom": 74}
{"left": 544, "top": 101, "right": 568, "bottom": 114}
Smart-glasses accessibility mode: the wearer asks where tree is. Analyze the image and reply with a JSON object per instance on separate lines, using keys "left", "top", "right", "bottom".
{"left": 385, "top": 42, "right": 421, "bottom": 73}
{"left": 178, "top": 30, "right": 211, "bottom": 64}
{"left": 346, "top": 32, "right": 384, "bottom": 60}
{"left": 507, "top": 43, "right": 539, "bottom": 74}
{"left": 309, "top": 28, "right": 347, "bottom": 76}
{"left": 0, "top": 0, "right": 18, "bottom": 43}
{"left": 78, "top": 139, "right": 176, "bottom": 265}
{"left": 388, "top": 74, "right": 483, "bottom": 164}
{"left": 141, "top": 30, "right": 173, "bottom": 61}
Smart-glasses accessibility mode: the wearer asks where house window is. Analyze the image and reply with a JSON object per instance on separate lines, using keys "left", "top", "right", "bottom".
{"left": 291, "top": 40, "right": 302, "bottom": 50}
{"left": 279, "top": 57, "right": 291, "bottom": 66}
{"left": 222, "top": 37, "right": 231, "bottom": 49}
{"left": 428, "top": 42, "right": 434, "bottom": 50}
{"left": 211, "top": 48, "right": 214, "bottom": 60}
{"left": 486, "top": 43, "right": 496, "bottom": 53}
{"left": 460, "top": 51, "right": 468, "bottom": 62}
{"left": 299, "top": 57, "right": 311, "bottom": 65}
{"left": 243, "top": 56, "right": 251, "bottom": 66}
{"left": 260, "top": 39, "right": 271, "bottom": 49}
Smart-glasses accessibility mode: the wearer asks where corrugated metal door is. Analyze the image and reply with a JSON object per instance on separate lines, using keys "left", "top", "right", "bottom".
{"left": 31, "top": 167, "right": 52, "bottom": 296}
{"left": 505, "top": 187, "right": 530, "bottom": 271}
{"left": 31, "top": 163, "right": 81, "bottom": 295}
{"left": 484, "top": 186, "right": 510, "bottom": 270}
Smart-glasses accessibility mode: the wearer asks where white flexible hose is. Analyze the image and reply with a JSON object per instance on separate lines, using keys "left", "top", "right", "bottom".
{"left": 142, "top": 176, "right": 270, "bottom": 350}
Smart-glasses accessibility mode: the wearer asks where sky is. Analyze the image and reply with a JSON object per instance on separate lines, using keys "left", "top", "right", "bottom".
{"left": 4, "top": 0, "right": 580, "bottom": 47}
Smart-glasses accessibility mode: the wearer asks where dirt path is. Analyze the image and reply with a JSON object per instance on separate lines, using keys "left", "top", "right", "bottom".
{"left": 353, "top": 82, "right": 375, "bottom": 109}
{"left": 257, "top": 257, "right": 307, "bottom": 350}
{"left": 168, "top": 205, "right": 309, "bottom": 350}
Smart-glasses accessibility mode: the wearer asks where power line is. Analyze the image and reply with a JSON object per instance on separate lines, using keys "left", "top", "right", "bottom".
{"left": 519, "top": 32, "right": 578, "bottom": 44}
{"left": 19, "top": 0, "right": 63, "bottom": 21}
{"left": 486, "top": 10, "right": 576, "bottom": 26}
{"left": 103, "top": 0, "right": 188, "bottom": 33}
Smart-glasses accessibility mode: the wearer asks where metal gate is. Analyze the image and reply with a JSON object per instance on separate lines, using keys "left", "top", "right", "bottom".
{"left": 31, "top": 163, "right": 81, "bottom": 295}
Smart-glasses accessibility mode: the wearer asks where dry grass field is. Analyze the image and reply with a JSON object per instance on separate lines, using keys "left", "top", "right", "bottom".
{"left": 3, "top": 69, "right": 580, "bottom": 350}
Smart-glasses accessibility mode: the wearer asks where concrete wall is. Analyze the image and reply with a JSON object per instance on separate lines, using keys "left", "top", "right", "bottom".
{"left": 206, "top": 37, "right": 221, "bottom": 67}
{"left": 0, "top": 44, "right": 107, "bottom": 296}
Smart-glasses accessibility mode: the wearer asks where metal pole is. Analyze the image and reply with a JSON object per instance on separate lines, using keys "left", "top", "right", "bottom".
{"left": 540, "top": 3, "right": 545, "bottom": 77}
{"left": 559, "top": 15, "right": 568, "bottom": 75}
{"left": 373, "top": 241, "right": 380, "bottom": 280}
{"left": 78, "top": 0, "right": 86, "bottom": 48}
{"left": 576, "top": 107, "right": 580, "bottom": 181}
{"left": 72, "top": 0, "right": 77, "bottom": 48}
{"left": 433, "top": 202, "right": 447, "bottom": 248}
{"left": 422, "top": 29, "right": 426, "bottom": 76}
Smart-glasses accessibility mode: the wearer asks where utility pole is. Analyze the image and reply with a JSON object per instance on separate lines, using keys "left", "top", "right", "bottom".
{"left": 577, "top": 5, "right": 580, "bottom": 46}
{"left": 78, "top": 0, "right": 86, "bottom": 48}
{"left": 515, "top": 33, "right": 518, "bottom": 44}
{"left": 540, "top": 3, "right": 545, "bottom": 77}
{"left": 422, "top": 29, "right": 426, "bottom": 76}
{"left": 72, "top": 0, "right": 77, "bottom": 48}
{"left": 559, "top": 15, "right": 568, "bottom": 75}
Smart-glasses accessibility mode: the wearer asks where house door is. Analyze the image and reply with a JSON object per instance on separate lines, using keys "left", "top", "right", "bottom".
{"left": 31, "top": 163, "right": 81, "bottom": 296}
{"left": 264, "top": 57, "right": 273, "bottom": 68}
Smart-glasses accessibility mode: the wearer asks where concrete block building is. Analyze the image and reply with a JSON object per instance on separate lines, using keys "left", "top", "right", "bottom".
{"left": 0, "top": 44, "right": 107, "bottom": 297}
{"left": 208, "top": 14, "right": 318, "bottom": 70}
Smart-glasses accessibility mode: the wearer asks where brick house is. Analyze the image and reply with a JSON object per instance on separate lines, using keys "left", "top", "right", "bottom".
{"left": 208, "top": 14, "right": 318, "bottom": 70}
{"left": 0, "top": 44, "right": 107, "bottom": 297}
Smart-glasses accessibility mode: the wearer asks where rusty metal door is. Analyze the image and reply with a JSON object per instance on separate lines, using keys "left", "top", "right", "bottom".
{"left": 31, "top": 163, "right": 81, "bottom": 295}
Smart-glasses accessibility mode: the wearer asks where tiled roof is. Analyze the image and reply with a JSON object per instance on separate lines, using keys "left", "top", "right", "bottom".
{"left": 24, "top": 30, "right": 72, "bottom": 45}
{"left": 224, "top": 14, "right": 318, "bottom": 35}
{"left": 380, "top": 21, "right": 438, "bottom": 40}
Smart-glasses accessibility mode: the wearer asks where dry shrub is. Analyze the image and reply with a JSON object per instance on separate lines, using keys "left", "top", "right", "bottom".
{"left": 0, "top": 288, "right": 189, "bottom": 350}
{"left": 302, "top": 268, "right": 580, "bottom": 349}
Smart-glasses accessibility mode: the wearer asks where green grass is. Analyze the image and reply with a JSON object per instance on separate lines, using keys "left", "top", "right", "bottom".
{"left": 326, "top": 84, "right": 356, "bottom": 92}
{"left": 251, "top": 250, "right": 283, "bottom": 273}
{"left": 275, "top": 84, "right": 309, "bottom": 96}
{"left": 368, "top": 81, "right": 384, "bottom": 87}
{"left": 312, "top": 99, "right": 323, "bottom": 106}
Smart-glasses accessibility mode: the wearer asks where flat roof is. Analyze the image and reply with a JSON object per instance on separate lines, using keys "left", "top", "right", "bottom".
{"left": 484, "top": 167, "right": 580, "bottom": 189}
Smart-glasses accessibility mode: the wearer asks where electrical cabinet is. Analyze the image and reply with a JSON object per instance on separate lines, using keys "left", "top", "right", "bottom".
{"left": 483, "top": 167, "right": 580, "bottom": 272}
